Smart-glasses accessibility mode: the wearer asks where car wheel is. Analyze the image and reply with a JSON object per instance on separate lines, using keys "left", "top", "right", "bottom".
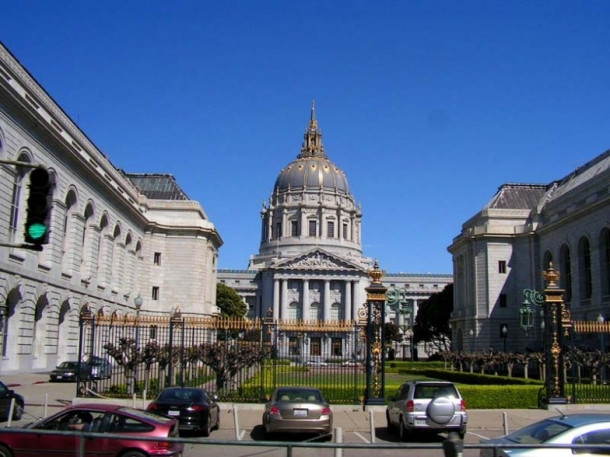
{"left": 120, "top": 452, "right": 146, "bottom": 457}
{"left": 12, "top": 402, "right": 23, "bottom": 421}
{"left": 386, "top": 411, "right": 396, "bottom": 434}
{"left": 0, "top": 444, "right": 13, "bottom": 457}
{"left": 213, "top": 411, "right": 220, "bottom": 431}
{"left": 459, "top": 428, "right": 466, "bottom": 439}
{"left": 201, "top": 414, "right": 211, "bottom": 437}
{"left": 399, "top": 416, "right": 411, "bottom": 442}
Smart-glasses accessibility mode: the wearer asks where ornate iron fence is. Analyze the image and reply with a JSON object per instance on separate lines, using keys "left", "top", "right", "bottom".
{"left": 76, "top": 306, "right": 367, "bottom": 404}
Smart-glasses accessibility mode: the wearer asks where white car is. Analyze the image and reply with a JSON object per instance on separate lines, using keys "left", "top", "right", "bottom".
{"left": 480, "top": 413, "right": 610, "bottom": 457}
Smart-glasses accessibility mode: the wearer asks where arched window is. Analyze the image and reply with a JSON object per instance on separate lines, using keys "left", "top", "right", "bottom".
{"left": 600, "top": 228, "right": 610, "bottom": 297}
{"left": 8, "top": 152, "right": 31, "bottom": 241}
{"left": 309, "top": 303, "right": 321, "bottom": 321}
{"left": 543, "top": 251, "right": 553, "bottom": 271}
{"left": 330, "top": 303, "right": 342, "bottom": 321}
{"left": 287, "top": 301, "right": 300, "bottom": 320}
{"left": 578, "top": 237, "right": 592, "bottom": 300}
{"left": 62, "top": 189, "right": 77, "bottom": 269}
{"left": 560, "top": 244, "right": 572, "bottom": 302}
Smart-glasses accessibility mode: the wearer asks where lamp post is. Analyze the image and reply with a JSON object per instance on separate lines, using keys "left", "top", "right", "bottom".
{"left": 500, "top": 324, "right": 508, "bottom": 353}
{"left": 469, "top": 329, "right": 474, "bottom": 352}
{"left": 133, "top": 294, "right": 143, "bottom": 391}
{"left": 386, "top": 286, "right": 413, "bottom": 361}
{"left": 364, "top": 260, "right": 387, "bottom": 406}
{"left": 597, "top": 314, "right": 605, "bottom": 351}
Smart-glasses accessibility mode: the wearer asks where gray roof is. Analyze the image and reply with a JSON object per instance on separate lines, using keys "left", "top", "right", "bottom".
{"left": 548, "top": 149, "right": 610, "bottom": 202}
{"left": 485, "top": 184, "right": 548, "bottom": 210}
{"left": 122, "top": 172, "right": 190, "bottom": 200}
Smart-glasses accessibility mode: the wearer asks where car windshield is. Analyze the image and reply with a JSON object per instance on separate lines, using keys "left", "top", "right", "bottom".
{"left": 159, "top": 389, "right": 204, "bottom": 402}
{"left": 59, "top": 362, "right": 78, "bottom": 369}
{"left": 276, "top": 389, "right": 321, "bottom": 402}
{"left": 505, "top": 419, "right": 572, "bottom": 444}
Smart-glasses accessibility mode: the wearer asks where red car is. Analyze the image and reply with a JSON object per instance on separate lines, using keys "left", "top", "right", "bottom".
{"left": 0, "top": 403, "right": 183, "bottom": 457}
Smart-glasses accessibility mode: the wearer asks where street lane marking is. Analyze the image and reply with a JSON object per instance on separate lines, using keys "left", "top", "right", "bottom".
{"left": 239, "top": 430, "right": 246, "bottom": 440}
{"left": 354, "top": 432, "right": 370, "bottom": 443}
{"left": 468, "top": 431, "right": 491, "bottom": 440}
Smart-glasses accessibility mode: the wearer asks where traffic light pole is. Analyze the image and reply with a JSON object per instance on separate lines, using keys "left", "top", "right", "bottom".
{"left": 0, "top": 242, "right": 43, "bottom": 251}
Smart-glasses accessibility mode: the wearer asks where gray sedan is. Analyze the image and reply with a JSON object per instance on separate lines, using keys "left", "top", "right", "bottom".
{"left": 262, "top": 387, "right": 333, "bottom": 439}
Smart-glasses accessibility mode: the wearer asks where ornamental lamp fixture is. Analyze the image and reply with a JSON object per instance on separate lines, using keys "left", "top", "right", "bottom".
{"left": 519, "top": 298, "right": 535, "bottom": 333}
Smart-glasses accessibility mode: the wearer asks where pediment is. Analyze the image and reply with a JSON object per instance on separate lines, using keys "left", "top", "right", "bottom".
{"left": 275, "top": 248, "right": 363, "bottom": 271}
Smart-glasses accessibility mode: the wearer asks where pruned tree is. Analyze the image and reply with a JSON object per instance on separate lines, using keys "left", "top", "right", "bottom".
{"left": 104, "top": 337, "right": 141, "bottom": 395}
{"left": 198, "top": 341, "right": 266, "bottom": 391}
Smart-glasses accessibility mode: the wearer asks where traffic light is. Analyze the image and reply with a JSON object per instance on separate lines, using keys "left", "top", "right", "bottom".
{"left": 24, "top": 166, "right": 52, "bottom": 247}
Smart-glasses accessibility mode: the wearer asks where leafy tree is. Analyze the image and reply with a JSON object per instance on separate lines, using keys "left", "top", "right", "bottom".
{"left": 413, "top": 283, "right": 453, "bottom": 353}
{"left": 384, "top": 322, "right": 403, "bottom": 344}
{"left": 216, "top": 283, "right": 248, "bottom": 318}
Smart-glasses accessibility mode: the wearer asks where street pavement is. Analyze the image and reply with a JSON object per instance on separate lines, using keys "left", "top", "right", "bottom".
{"left": 3, "top": 372, "right": 610, "bottom": 448}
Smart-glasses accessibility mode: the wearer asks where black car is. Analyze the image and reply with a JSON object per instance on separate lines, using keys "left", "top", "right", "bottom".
{"left": 147, "top": 387, "right": 220, "bottom": 436}
{"left": 49, "top": 361, "right": 92, "bottom": 382}
{"left": 0, "top": 380, "right": 24, "bottom": 421}
{"left": 88, "top": 356, "right": 112, "bottom": 379}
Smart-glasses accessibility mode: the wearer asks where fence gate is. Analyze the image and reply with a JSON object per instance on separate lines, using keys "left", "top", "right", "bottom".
{"left": 77, "top": 306, "right": 367, "bottom": 404}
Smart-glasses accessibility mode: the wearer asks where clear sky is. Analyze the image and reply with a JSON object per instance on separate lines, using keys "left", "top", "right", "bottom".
{"left": 3, "top": 1, "right": 610, "bottom": 274}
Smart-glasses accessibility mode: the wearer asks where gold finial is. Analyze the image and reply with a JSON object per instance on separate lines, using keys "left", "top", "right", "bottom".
{"left": 543, "top": 261, "right": 560, "bottom": 287}
{"left": 368, "top": 260, "right": 385, "bottom": 284}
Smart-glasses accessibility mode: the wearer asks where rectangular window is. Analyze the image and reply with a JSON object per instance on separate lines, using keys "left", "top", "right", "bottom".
{"left": 498, "top": 260, "right": 507, "bottom": 274}
{"left": 332, "top": 338, "right": 342, "bottom": 356}
{"left": 149, "top": 326, "right": 157, "bottom": 340}
{"left": 327, "top": 221, "right": 335, "bottom": 238}
{"left": 342, "top": 223, "right": 348, "bottom": 240}
{"left": 275, "top": 222, "right": 282, "bottom": 239}
{"left": 499, "top": 293, "right": 507, "bottom": 308}
{"left": 152, "top": 286, "right": 159, "bottom": 301}
{"left": 289, "top": 337, "right": 298, "bottom": 355}
{"left": 310, "top": 337, "right": 321, "bottom": 356}
{"left": 154, "top": 252, "right": 161, "bottom": 265}
{"left": 291, "top": 220, "right": 299, "bottom": 237}
{"left": 308, "top": 220, "right": 317, "bottom": 237}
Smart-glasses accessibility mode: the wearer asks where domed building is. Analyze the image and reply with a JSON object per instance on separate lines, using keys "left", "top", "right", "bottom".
{"left": 219, "top": 104, "right": 452, "bottom": 361}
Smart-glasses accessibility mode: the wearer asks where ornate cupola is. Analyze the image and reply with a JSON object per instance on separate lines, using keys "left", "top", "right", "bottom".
{"left": 249, "top": 102, "right": 366, "bottom": 270}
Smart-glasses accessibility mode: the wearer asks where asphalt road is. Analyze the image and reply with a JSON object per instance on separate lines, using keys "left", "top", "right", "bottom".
{"left": 3, "top": 373, "right": 609, "bottom": 457}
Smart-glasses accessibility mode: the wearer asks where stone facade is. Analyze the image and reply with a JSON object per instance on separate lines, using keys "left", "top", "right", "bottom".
{"left": 0, "top": 44, "right": 221, "bottom": 374}
{"left": 449, "top": 153, "right": 610, "bottom": 353}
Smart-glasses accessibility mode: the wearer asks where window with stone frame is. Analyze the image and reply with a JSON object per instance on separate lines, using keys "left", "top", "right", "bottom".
{"left": 332, "top": 337, "right": 342, "bottom": 356}
{"left": 327, "top": 220, "right": 335, "bottom": 238}
{"left": 308, "top": 219, "right": 317, "bottom": 237}
{"left": 310, "top": 337, "right": 321, "bottom": 356}
{"left": 291, "top": 220, "right": 299, "bottom": 237}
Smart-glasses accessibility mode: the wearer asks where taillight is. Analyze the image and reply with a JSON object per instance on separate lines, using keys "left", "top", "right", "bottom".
{"left": 155, "top": 441, "right": 171, "bottom": 450}
{"left": 460, "top": 399, "right": 466, "bottom": 411}
{"left": 406, "top": 400, "right": 415, "bottom": 412}
{"left": 270, "top": 406, "right": 280, "bottom": 415}
{"left": 321, "top": 407, "right": 331, "bottom": 415}
{"left": 147, "top": 402, "right": 158, "bottom": 411}
{"left": 190, "top": 404, "right": 207, "bottom": 412}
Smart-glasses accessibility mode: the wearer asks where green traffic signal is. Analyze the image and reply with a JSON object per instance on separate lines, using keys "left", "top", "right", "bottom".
{"left": 26, "top": 222, "right": 48, "bottom": 240}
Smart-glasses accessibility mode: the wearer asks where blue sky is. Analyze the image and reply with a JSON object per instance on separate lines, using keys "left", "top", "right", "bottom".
{"left": 3, "top": 1, "right": 610, "bottom": 274}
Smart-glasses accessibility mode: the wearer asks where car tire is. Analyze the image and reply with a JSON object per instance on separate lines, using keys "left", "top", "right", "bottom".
{"left": 399, "top": 416, "right": 411, "bottom": 442}
{"left": 213, "top": 411, "right": 220, "bottom": 431}
{"left": 386, "top": 411, "right": 396, "bottom": 434}
{"left": 201, "top": 414, "right": 211, "bottom": 437}
{"left": 120, "top": 452, "right": 146, "bottom": 457}
{"left": 0, "top": 444, "right": 13, "bottom": 457}
{"left": 459, "top": 428, "right": 466, "bottom": 439}
{"left": 12, "top": 402, "right": 23, "bottom": 421}
{"left": 427, "top": 397, "right": 456, "bottom": 425}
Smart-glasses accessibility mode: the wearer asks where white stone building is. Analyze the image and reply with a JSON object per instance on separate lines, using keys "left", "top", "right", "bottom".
{"left": 449, "top": 151, "right": 610, "bottom": 353}
{"left": 0, "top": 43, "right": 221, "bottom": 374}
{"left": 218, "top": 105, "right": 452, "bottom": 360}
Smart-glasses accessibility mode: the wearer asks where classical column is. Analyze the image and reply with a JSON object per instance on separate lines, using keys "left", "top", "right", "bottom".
{"left": 273, "top": 278, "right": 280, "bottom": 318}
{"left": 344, "top": 281, "right": 352, "bottom": 321}
{"left": 281, "top": 279, "right": 288, "bottom": 319}
{"left": 323, "top": 280, "right": 331, "bottom": 321}
{"left": 302, "top": 279, "right": 310, "bottom": 321}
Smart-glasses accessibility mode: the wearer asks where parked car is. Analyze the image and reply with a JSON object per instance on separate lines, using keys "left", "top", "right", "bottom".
{"left": 304, "top": 360, "right": 328, "bottom": 367}
{"left": 0, "top": 380, "right": 24, "bottom": 421}
{"left": 147, "top": 387, "right": 220, "bottom": 437}
{"left": 262, "top": 386, "right": 332, "bottom": 439}
{"left": 480, "top": 413, "right": 610, "bottom": 457}
{"left": 0, "top": 403, "right": 183, "bottom": 457}
{"left": 386, "top": 380, "right": 468, "bottom": 441}
{"left": 49, "top": 361, "right": 92, "bottom": 382}
{"left": 88, "top": 356, "right": 112, "bottom": 379}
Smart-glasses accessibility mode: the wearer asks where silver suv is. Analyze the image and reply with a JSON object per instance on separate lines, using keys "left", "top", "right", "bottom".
{"left": 386, "top": 381, "right": 468, "bottom": 441}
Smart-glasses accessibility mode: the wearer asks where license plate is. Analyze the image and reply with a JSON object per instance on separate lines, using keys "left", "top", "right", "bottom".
{"left": 415, "top": 419, "right": 427, "bottom": 426}
{"left": 293, "top": 409, "right": 308, "bottom": 417}
{"left": 168, "top": 410, "right": 180, "bottom": 416}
